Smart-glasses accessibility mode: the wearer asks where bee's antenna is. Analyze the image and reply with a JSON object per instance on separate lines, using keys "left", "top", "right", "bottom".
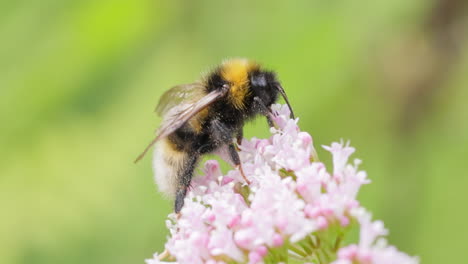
{"left": 276, "top": 84, "right": 295, "bottom": 119}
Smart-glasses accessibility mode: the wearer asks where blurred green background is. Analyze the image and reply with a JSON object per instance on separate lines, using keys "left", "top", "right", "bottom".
{"left": 1, "top": 0, "right": 467, "bottom": 263}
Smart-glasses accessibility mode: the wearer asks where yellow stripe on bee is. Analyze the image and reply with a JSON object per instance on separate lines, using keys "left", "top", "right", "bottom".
{"left": 221, "top": 58, "right": 259, "bottom": 109}
{"left": 189, "top": 108, "right": 209, "bottom": 133}
{"left": 162, "top": 137, "right": 186, "bottom": 158}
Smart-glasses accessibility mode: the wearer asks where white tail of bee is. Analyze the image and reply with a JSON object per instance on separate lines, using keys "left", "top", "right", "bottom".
{"left": 152, "top": 139, "right": 187, "bottom": 198}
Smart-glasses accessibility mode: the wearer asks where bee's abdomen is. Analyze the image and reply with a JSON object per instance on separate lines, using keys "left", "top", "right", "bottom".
{"left": 152, "top": 138, "right": 188, "bottom": 198}
{"left": 169, "top": 125, "right": 218, "bottom": 154}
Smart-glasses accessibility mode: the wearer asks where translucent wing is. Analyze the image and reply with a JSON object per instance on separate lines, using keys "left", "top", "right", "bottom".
{"left": 155, "top": 83, "right": 205, "bottom": 116}
{"left": 135, "top": 88, "right": 228, "bottom": 163}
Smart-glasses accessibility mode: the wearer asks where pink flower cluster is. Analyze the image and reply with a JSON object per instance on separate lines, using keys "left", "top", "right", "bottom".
{"left": 146, "top": 104, "right": 418, "bottom": 264}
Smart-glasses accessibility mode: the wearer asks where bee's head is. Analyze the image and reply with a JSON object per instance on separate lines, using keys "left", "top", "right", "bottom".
{"left": 249, "top": 70, "right": 279, "bottom": 108}
{"left": 249, "top": 69, "right": 295, "bottom": 119}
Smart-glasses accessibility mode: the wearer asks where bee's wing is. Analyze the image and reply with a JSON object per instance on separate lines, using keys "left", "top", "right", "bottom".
{"left": 135, "top": 87, "right": 227, "bottom": 163}
{"left": 155, "top": 83, "right": 205, "bottom": 116}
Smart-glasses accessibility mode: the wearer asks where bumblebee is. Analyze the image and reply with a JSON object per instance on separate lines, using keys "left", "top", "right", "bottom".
{"left": 135, "top": 58, "right": 294, "bottom": 213}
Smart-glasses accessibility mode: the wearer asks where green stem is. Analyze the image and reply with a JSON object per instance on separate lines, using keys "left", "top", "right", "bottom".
{"left": 333, "top": 233, "right": 344, "bottom": 252}
{"left": 288, "top": 244, "right": 308, "bottom": 258}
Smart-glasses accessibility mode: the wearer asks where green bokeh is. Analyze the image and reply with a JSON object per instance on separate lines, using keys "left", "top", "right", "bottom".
{"left": 1, "top": 1, "right": 467, "bottom": 263}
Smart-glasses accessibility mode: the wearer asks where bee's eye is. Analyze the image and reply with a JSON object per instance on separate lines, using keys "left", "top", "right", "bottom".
{"left": 250, "top": 74, "right": 267, "bottom": 87}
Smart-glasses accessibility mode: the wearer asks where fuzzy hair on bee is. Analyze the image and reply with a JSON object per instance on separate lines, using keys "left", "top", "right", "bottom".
{"left": 135, "top": 58, "right": 294, "bottom": 213}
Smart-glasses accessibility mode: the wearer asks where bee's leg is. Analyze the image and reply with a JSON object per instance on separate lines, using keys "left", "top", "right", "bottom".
{"left": 174, "top": 154, "right": 199, "bottom": 213}
{"left": 211, "top": 119, "right": 233, "bottom": 144}
{"left": 228, "top": 143, "right": 251, "bottom": 184}
{"left": 236, "top": 128, "right": 243, "bottom": 146}
{"left": 210, "top": 119, "right": 249, "bottom": 184}
{"left": 266, "top": 115, "right": 274, "bottom": 128}
{"left": 253, "top": 96, "right": 275, "bottom": 127}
